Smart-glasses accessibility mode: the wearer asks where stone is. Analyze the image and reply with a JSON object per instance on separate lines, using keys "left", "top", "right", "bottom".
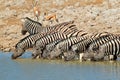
{"left": 3, "top": 48, "right": 11, "bottom": 52}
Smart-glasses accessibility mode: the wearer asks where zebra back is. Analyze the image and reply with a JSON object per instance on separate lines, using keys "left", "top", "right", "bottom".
{"left": 35, "top": 32, "right": 67, "bottom": 49}
{"left": 21, "top": 17, "right": 75, "bottom": 36}
{"left": 15, "top": 29, "right": 59, "bottom": 50}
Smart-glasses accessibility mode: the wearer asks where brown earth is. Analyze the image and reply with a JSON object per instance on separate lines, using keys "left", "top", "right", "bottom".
{"left": 0, "top": 0, "right": 120, "bottom": 52}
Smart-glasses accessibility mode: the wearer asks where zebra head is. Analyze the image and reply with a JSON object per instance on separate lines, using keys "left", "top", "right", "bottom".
{"left": 32, "top": 46, "right": 42, "bottom": 59}
{"left": 49, "top": 48, "right": 62, "bottom": 59}
{"left": 63, "top": 51, "right": 76, "bottom": 61}
{"left": 11, "top": 48, "right": 25, "bottom": 59}
{"left": 81, "top": 52, "right": 95, "bottom": 61}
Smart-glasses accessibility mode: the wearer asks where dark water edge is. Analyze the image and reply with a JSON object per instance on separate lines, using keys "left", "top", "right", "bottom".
{"left": 0, "top": 51, "right": 120, "bottom": 80}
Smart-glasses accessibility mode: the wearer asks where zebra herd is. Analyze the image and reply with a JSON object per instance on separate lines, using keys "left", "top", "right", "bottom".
{"left": 11, "top": 17, "right": 120, "bottom": 61}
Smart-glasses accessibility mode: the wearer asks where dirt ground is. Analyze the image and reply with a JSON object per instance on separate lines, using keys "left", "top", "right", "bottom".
{"left": 0, "top": 0, "right": 120, "bottom": 52}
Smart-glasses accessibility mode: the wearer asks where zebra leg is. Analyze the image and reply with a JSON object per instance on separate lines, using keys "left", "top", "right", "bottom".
{"left": 109, "top": 55, "right": 117, "bottom": 61}
{"left": 93, "top": 52, "right": 105, "bottom": 61}
{"left": 79, "top": 53, "right": 85, "bottom": 62}
{"left": 103, "top": 55, "right": 117, "bottom": 61}
{"left": 82, "top": 52, "right": 96, "bottom": 61}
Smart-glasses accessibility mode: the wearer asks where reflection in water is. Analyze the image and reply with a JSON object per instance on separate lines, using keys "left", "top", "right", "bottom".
{"left": 0, "top": 52, "right": 120, "bottom": 80}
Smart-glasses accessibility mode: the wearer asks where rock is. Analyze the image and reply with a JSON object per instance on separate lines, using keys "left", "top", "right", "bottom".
{"left": 53, "top": 0, "right": 65, "bottom": 6}
{"left": 0, "top": 7, "right": 16, "bottom": 19}
{"left": 3, "top": 48, "right": 11, "bottom": 52}
{"left": 74, "top": 2, "right": 80, "bottom": 7}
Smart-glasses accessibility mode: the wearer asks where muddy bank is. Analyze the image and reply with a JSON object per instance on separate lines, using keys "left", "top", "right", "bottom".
{"left": 0, "top": 0, "right": 120, "bottom": 52}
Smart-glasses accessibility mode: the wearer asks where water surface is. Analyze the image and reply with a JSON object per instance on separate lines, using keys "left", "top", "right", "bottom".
{"left": 0, "top": 51, "right": 120, "bottom": 80}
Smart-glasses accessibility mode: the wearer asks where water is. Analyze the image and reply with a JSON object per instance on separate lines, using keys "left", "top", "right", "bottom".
{"left": 0, "top": 51, "right": 120, "bottom": 80}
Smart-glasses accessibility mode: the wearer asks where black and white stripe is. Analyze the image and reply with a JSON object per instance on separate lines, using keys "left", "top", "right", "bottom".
{"left": 21, "top": 17, "right": 78, "bottom": 37}
{"left": 21, "top": 17, "right": 42, "bottom": 35}
{"left": 88, "top": 33, "right": 120, "bottom": 53}
{"left": 32, "top": 32, "right": 67, "bottom": 58}
{"left": 11, "top": 32, "right": 56, "bottom": 59}
{"left": 48, "top": 32, "right": 105, "bottom": 60}
{"left": 70, "top": 32, "right": 111, "bottom": 61}
{"left": 48, "top": 36, "right": 88, "bottom": 60}
{"left": 94, "top": 38, "right": 120, "bottom": 61}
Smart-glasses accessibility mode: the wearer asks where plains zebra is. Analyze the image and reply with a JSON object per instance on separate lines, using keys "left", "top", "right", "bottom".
{"left": 21, "top": 17, "right": 77, "bottom": 37}
{"left": 48, "top": 32, "right": 105, "bottom": 60}
{"left": 11, "top": 31, "right": 57, "bottom": 59}
{"left": 21, "top": 17, "right": 42, "bottom": 35}
{"left": 88, "top": 33, "right": 120, "bottom": 53}
{"left": 48, "top": 35, "right": 88, "bottom": 60}
{"left": 71, "top": 32, "right": 112, "bottom": 61}
{"left": 92, "top": 38, "right": 120, "bottom": 61}
{"left": 42, "top": 30, "right": 88, "bottom": 59}
{"left": 32, "top": 32, "right": 67, "bottom": 59}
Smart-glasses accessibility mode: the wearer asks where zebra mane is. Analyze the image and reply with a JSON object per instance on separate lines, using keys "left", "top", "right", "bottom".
{"left": 25, "top": 17, "right": 42, "bottom": 26}
{"left": 15, "top": 34, "right": 35, "bottom": 48}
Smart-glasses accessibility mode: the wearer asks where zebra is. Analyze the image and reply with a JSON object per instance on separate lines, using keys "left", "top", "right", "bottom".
{"left": 88, "top": 38, "right": 120, "bottom": 61}
{"left": 21, "top": 17, "right": 77, "bottom": 37}
{"left": 80, "top": 33, "right": 120, "bottom": 61}
{"left": 71, "top": 32, "right": 112, "bottom": 61}
{"left": 48, "top": 32, "right": 106, "bottom": 60}
{"left": 21, "top": 17, "right": 42, "bottom": 35}
{"left": 11, "top": 31, "right": 58, "bottom": 59}
{"left": 47, "top": 35, "right": 89, "bottom": 60}
{"left": 32, "top": 32, "right": 67, "bottom": 59}
{"left": 40, "top": 30, "right": 87, "bottom": 59}
{"left": 88, "top": 33, "right": 120, "bottom": 53}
